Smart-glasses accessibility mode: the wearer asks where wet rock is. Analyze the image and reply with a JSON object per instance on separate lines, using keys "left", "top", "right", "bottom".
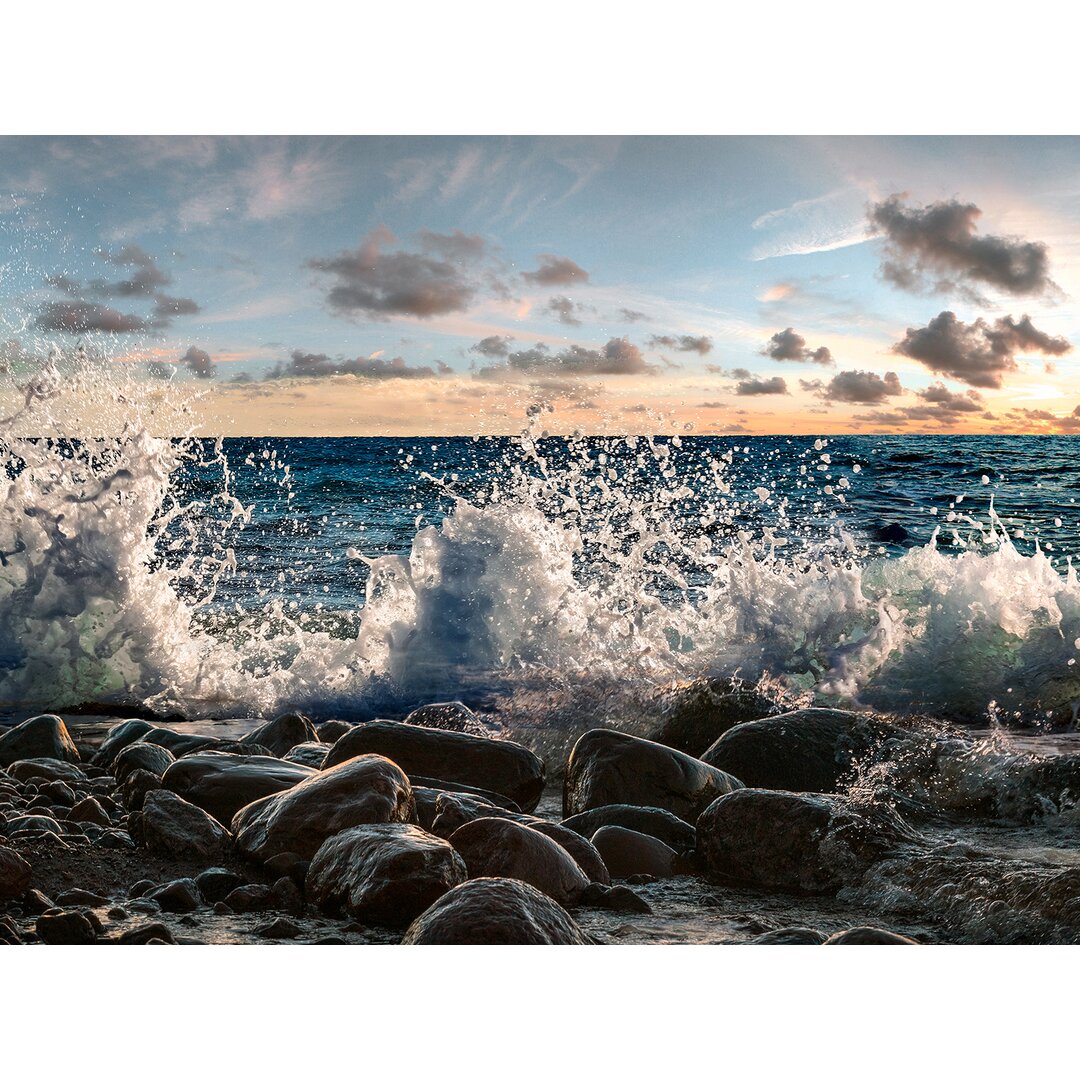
{"left": 425, "top": 789, "right": 534, "bottom": 839}
{"left": 23, "top": 889, "right": 54, "bottom": 915}
{"left": 325, "top": 720, "right": 545, "bottom": 813}
{"left": 591, "top": 826, "right": 678, "bottom": 879}
{"left": 36, "top": 909, "right": 97, "bottom": 945}
{"left": 146, "top": 878, "right": 201, "bottom": 913}
{"left": 0, "top": 846, "right": 32, "bottom": 899}
{"left": 94, "top": 830, "right": 135, "bottom": 850}
{"left": 240, "top": 713, "right": 318, "bottom": 757}
{"left": 68, "top": 797, "right": 112, "bottom": 828}
{"left": 561, "top": 804, "right": 696, "bottom": 853}
{"left": 163, "top": 752, "right": 316, "bottom": 824}
{"left": 824, "top": 927, "right": 919, "bottom": 945}
{"left": 648, "top": 679, "right": 780, "bottom": 756}
{"left": 527, "top": 821, "right": 610, "bottom": 885}
{"left": 408, "top": 775, "right": 521, "bottom": 809}
{"left": 195, "top": 867, "right": 244, "bottom": 903}
{"left": 232, "top": 754, "right": 415, "bottom": 862}
{"left": 316, "top": 720, "right": 353, "bottom": 743}
{"left": 137, "top": 729, "right": 221, "bottom": 757}
{"left": 127, "top": 898, "right": 161, "bottom": 914}
{"left": 579, "top": 881, "right": 653, "bottom": 914}
{"left": 113, "top": 742, "right": 175, "bottom": 782}
{"left": 564, "top": 729, "right": 742, "bottom": 823}
{"left": 448, "top": 817, "right": 590, "bottom": 906}
{"left": 0, "top": 715, "right": 80, "bottom": 767}
{"left": 696, "top": 788, "right": 919, "bottom": 894}
{"left": 118, "top": 921, "right": 176, "bottom": 945}
{"left": 128, "top": 879, "right": 157, "bottom": 898}
{"left": 4, "top": 814, "right": 62, "bottom": 838}
{"left": 264, "top": 852, "right": 309, "bottom": 886}
{"left": 0, "top": 916, "right": 21, "bottom": 944}
{"left": 137, "top": 789, "right": 232, "bottom": 863}
{"left": 269, "top": 875, "right": 304, "bottom": 915}
{"left": 93, "top": 720, "right": 156, "bottom": 768}
{"left": 7, "top": 759, "right": 87, "bottom": 784}
{"left": 41, "top": 781, "right": 77, "bottom": 807}
{"left": 700, "top": 709, "right": 903, "bottom": 794}
{"left": 283, "top": 742, "right": 329, "bottom": 769}
{"left": 256, "top": 917, "right": 302, "bottom": 939}
{"left": 748, "top": 927, "right": 830, "bottom": 945}
{"left": 54, "top": 888, "right": 107, "bottom": 907}
{"left": 107, "top": 907, "right": 129, "bottom": 920}
{"left": 119, "top": 768, "right": 161, "bottom": 811}
{"left": 223, "top": 884, "right": 272, "bottom": 913}
{"left": 403, "top": 877, "right": 589, "bottom": 945}
{"left": 403, "top": 701, "right": 496, "bottom": 737}
{"left": 308, "top": 822, "right": 468, "bottom": 928}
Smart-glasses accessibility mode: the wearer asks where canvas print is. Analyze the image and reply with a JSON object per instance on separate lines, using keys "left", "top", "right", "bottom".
{"left": 2, "top": 135, "right": 1079, "bottom": 946}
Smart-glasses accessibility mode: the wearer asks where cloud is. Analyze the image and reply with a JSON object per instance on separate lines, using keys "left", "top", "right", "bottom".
{"left": 470, "top": 335, "right": 514, "bottom": 358}
{"left": 618, "top": 308, "right": 650, "bottom": 323}
{"left": 892, "top": 311, "right": 1071, "bottom": 389}
{"left": 269, "top": 350, "right": 444, "bottom": 380}
{"left": 763, "top": 327, "right": 833, "bottom": 365}
{"left": 416, "top": 229, "right": 487, "bottom": 262}
{"left": 91, "top": 244, "right": 170, "bottom": 296}
{"left": 309, "top": 226, "right": 488, "bottom": 319}
{"left": 868, "top": 194, "right": 1057, "bottom": 299}
{"left": 647, "top": 334, "right": 713, "bottom": 355}
{"left": 522, "top": 254, "right": 589, "bottom": 286}
{"left": 35, "top": 301, "right": 148, "bottom": 333}
{"left": 855, "top": 383, "right": 986, "bottom": 427}
{"left": 736, "top": 376, "right": 788, "bottom": 395}
{"left": 821, "top": 369, "right": 902, "bottom": 404}
{"left": 546, "top": 295, "right": 590, "bottom": 326}
{"left": 181, "top": 345, "right": 215, "bottom": 379}
{"left": 481, "top": 336, "right": 648, "bottom": 378}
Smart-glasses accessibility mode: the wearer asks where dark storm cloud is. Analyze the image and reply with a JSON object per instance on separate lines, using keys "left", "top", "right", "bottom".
{"left": 647, "top": 334, "right": 713, "bottom": 355}
{"left": 35, "top": 300, "right": 148, "bottom": 333}
{"left": 308, "top": 226, "right": 480, "bottom": 319}
{"left": 763, "top": 327, "right": 833, "bottom": 365}
{"left": 522, "top": 254, "right": 589, "bottom": 287}
{"left": 892, "top": 311, "right": 1071, "bottom": 389}
{"left": 470, "top": 335, "right": 514, "bottom": 358}
{"left": 735, "top": 376, "right": 788, "bottom": 395}
{"left": 868, "top": 194, "right": 1057, "bottom": 299}
{"left": 822, "top": 369, "right": 902, "bottom": 404}
{"left": 269, "top": 349, "right": 443, "bottom": 379}
{"left": 181, "top": 345, "right": 215, "bottom": 379}
{"left": 480, "top": 336, "right": 648, "bottom": 378}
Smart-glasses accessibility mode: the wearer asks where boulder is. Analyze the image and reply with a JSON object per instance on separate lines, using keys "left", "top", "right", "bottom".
{"left": 403, "top": 701, "right": 495, "bottom": 737}
{"left": 648, "top": 679, "right": 779, "bottom": 756}
{"left": 7, "top": 759, "right": 88, "bottom": 785}
{"left": 283, "top": 742, "right": 330, "bottom": 769}
{"left": 700, "top": 709, "right": 903, "bottom": 794}
{"left": 696, "top": 788, "right": 919, "bottom": 894}
{"left": 308, "top": 822, "right": 468, "bottom": 927}
{"left": 146, "top": 878, "right": 201, "bottom": 913}
{"left": 118, "top": 921, "right": 175, "bottom": 945}
{"left": 36, "top": 909, "right": 97, "bottom": 945}
{"left": 163, "top": 752, "right": 316, "bottom": 824}
{"left": 590, "top": 825, "right": 678, "bottom": 879}
{"left": 240, "top": 713, "right": 318, "bottom": 757}
{"left": 324, "top": 720, "right": 544, "bottom": 812}
{"left": 137, "top": 729, "right": 221, "bottom": 757}
{"left": 448, "top": 817, "right": 589, "bottom": 906}
{"left": 93, "top": 720, "right": 156, "bottom": 767}
{"left": 0, "top": 846, "right": 32, "bottom": 899}
{"left": 527, "top": 821, "right": 610, "bottom": 885}
{"left": 748, "top": 927, "right": 829, "bottom": 945}
{"left": 564, "top": 729, "right": 742, "bottom": 822}
{"left": 560, "top": 804, "right": 696, "bottom": 853}
{"left": 119, "top": 768, "right": 161, "bottom": 811}
{"left": 195, "top": 867, "right": 244, "bottom": 903}
{"left": 423, "top": 789, "right": 533, "bottom": 838}
{"left": 408, "top": 775, "right": 521, "bottom": 810}
{"left": 232, "top": 754, "right": 416, "bottom": 862}
{"left": 138, "top": 789, "right": 232, "bottom": 863}
{"left": 68, "top": 797, "right": 112, "bottom": 828}
{"left": 113, "top": 741, "right": 175, "bottom": 781}
{"left": 578, "top": 882, "right": 653, "bottom": 914}
{"left": 824, "top": 927, "right": 919, "bottom": 945}
{"left": 316, "top": 720, "right": 354, "bottom": 743}
{"left": 402, "top": 877, "right": 589, "bottom": 945}
{"left": 0, "top": 714, "right": 79, "bottom": 767}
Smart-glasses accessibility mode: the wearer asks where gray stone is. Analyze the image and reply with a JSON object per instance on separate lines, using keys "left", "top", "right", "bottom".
{"left": 0, "top": 715, "right": 79, "bottom": 767}
{"left": 137, "top": 789, "right": 231, "bottom": 863}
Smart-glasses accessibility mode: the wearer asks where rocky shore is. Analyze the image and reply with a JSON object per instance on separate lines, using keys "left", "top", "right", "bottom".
{"left": 2, "top": 688, "right": 1079, "bottom": 945}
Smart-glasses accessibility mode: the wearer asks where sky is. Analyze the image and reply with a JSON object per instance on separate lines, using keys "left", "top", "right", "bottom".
{"left": 3, "top": 134, "right": 1080, "bottom": 435}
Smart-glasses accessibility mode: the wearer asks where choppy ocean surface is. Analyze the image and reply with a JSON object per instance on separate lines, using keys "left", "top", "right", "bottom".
{"left": 4, "top": 428, "right": 1080, "bottom": 732}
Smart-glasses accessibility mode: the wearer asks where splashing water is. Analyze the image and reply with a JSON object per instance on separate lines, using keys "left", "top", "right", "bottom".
{"left": 3, "top": 353, "right": 1080, "bottom": 729}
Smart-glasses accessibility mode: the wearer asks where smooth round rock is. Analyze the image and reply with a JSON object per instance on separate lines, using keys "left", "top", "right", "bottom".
{"left": 561, "top": 804, "right": 696, "bottom": 853}
{"left": 824, "top": 926, "right": 919, "bottom": 945}
{"left": 590, "top": 825, "right": 678, "bottom": 879}
{"left": 402, "top": 877, "right": 589, "bottom": 945}
{"left": 0, "top": 715, "right": 80, "bottom": 767}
